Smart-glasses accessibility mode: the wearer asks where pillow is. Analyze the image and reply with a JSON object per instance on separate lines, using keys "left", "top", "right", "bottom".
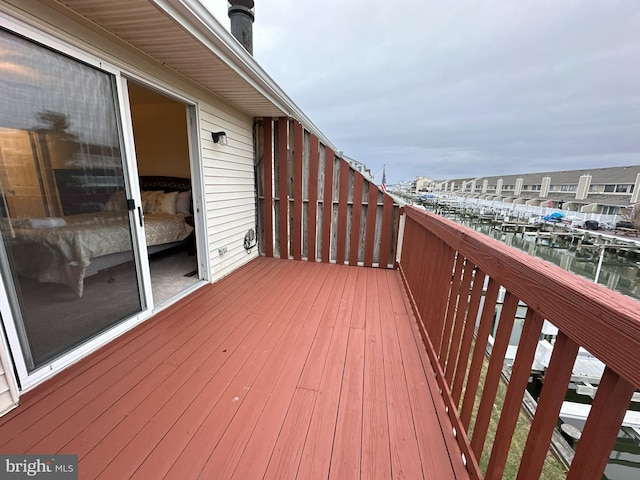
{"left": 103, "top": 191, "right": 127, "bottom": 212}
{"left": 154, "top": 191, "right": 179, "bottom": 215}
{"left": 176, "top": 190, "right": 192, "bottom": 215}
{"left": 141, "top": 190, "right": 163, "bottom": 214}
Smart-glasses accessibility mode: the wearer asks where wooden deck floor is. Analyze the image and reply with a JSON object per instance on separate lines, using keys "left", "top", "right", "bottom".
{"left": 0, "top": 258, "right": 468, "bottom": 479}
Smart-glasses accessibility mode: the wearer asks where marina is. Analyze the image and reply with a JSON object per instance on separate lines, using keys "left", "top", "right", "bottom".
{"left": 416, "top": 195, "right": 640, "bottom": 301}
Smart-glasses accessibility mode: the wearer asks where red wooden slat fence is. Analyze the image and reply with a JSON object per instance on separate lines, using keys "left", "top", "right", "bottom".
{"left": 397, "top": 205, "right": 640, "bottom": 480}
{"left": 258, "top": 117, "right": 398, "bottom": 268}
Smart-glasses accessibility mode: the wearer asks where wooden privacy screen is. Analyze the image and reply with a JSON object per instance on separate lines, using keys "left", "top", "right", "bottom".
{"left": 256, "top": 117, "right": 398, "bottom": 267}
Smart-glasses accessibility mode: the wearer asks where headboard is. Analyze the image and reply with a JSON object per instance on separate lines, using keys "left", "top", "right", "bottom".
{"left": 139, "top": 176, "right": 191, "bottom": 192}
{"left": 54, "top": 168, "right": 122, "bottom": 215}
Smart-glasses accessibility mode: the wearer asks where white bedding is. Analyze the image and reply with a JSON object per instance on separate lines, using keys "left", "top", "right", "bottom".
{"left": 7, "top": 211, "right": 193, "bottom": 296}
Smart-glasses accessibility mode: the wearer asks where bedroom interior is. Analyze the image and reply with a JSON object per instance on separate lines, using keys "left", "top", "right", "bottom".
{"left": 0, "top": 30, "right": 202, "bottom": 373}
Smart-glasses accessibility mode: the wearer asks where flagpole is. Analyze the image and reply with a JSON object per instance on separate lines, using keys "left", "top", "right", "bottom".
{"left": 381, "top": 164, "right": 387, "bottom": 193}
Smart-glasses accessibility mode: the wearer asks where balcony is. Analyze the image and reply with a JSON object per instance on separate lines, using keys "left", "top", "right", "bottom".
{"left": 2, "top": 115, "right": 640, "bottom": 479}
{"left": 2, "top": 203, "right": 638, "bottom": 479}
{"left": 0, "top": 257, "right": 467, "bottom": 479}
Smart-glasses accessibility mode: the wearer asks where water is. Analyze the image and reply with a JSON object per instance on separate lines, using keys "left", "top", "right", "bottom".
{"left": 434, "top": 208, "right": 640, "bottom": 301}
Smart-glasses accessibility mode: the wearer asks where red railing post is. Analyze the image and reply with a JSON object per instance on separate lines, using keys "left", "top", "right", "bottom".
{"left": 566, "top": 367, "right": 635, "bottom": 480}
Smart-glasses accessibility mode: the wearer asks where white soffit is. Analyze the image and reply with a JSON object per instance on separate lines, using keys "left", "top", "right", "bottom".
{"left": 54, "top": 0, "right": 323, "bottom": 134}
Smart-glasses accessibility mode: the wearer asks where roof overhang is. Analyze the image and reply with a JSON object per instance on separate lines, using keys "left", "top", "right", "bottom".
{"left": 54, "top": 0, "right": 335, "bottom": 148}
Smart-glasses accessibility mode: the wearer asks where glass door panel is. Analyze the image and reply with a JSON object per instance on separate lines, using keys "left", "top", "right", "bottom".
{"left": 0, "top": 29, "right": 144, "bottom": 372}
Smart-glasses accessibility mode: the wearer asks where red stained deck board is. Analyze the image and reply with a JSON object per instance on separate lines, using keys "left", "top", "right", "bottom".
{"left": 4, "top": 259, "right": 262, "bottom": 423}
{"left": 385, "top": 268, "right": 470, "bottom": 479}
{"left": 59, "top": 261, "right": 289, "bottom": 463}
{"left": 1, "top": 281, "right": 235, "bottom": 451}
{"left": 33, "top": 262, "right": 286, "bottom": 455}
{"left": 296, "top": 265, "right": 350, "bottom": 390}
{"left": 195, "top": 264, "right": 330, "bottom": 479}
{"left": 361, "top": 268, "right": 392, "bottom": 479}
{"left": 67, "top": 260, "right": 294, "bottom": 477}
{"left": 223, "top": 264, "right": 341, "bottom": 479}
{"left": 1, "top": 258, "right": 468, "bottom": 480}
{"left": 109, "top": 261, "right": 317, "bottom": 480}
{"left": 261, "top": 387, "right": 317, "bottom": 480}
{"left": 377, "top": 270, "right": 425, "bottom": 480}
{"left": 329, "top": 326, "right": 366, "bottom": 480}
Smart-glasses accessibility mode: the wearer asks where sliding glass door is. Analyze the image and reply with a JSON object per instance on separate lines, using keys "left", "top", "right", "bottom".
{"left": 0, "top": 28, "right": 146, "bottom": 380}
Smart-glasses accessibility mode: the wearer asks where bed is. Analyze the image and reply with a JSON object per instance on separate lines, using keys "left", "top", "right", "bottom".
{"left": 7, "top": 175, "right": 194, "bottom": 297}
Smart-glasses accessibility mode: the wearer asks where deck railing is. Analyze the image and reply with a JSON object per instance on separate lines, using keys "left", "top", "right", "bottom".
{"left": 256, "top": 118, "right": 399, "bottom": 267}
{"left": 397, "top": 205, "right": 640, "bottom": 480}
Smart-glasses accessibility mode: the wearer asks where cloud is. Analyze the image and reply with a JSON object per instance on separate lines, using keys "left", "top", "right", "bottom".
{"left": 205, "top": 0, "right": 640, "bottom": 184}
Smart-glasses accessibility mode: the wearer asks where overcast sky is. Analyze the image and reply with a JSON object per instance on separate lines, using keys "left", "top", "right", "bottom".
{"left": 204, "top": 1, "right": 640, "bottom": 185}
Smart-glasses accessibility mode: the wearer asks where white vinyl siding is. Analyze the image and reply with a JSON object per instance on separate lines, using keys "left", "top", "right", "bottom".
{"left": 0, "top": 373, "right": 15, "bottom": 416}
{"left": 200, "top": 107, "right": 257, "bottom": 279}
{"left": 0, "top": 338, "right": 19, "bottom": 416}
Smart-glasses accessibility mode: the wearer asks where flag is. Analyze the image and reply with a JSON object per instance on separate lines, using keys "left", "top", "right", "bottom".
{"left": 381, "top": 165, "right": 387, "bottom": 193}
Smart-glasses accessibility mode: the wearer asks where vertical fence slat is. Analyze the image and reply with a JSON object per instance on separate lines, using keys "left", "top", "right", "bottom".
{"left": 516, "top": 332, "right": 579, "bottom": 480}
{"left": 263, "top": 118, "right": 273, "bottom": 257}
{"left": 307, "top": 134, "right": 319, "bottom": 261}
{"left": 439, "top": 255, "right": 465, "bottom": 366}
{"left": 485, "top": 309, "right": 544, "bottom": 480}
{"left": 410, "top": 220, "right": 429, "bottom": 320}
{"left": 277, "top": 118, "right": 289, "bottom": 259}
{"left": 292, "top": 121, "right": 303, "bottom": 260}
{"left": 444, "top": 261, "right": 474, "bottom": 385}
{"left": 451, "top": 267, "right": 485, "bottom": 406}
{"left": 566, "top": 367, "right": 635, "bottom": 480}
{"left": 392, "top": 203, "right": 401, "bottom": 266}
{"left": 321, "top": 147, "right": 334, "bottom": 263}
{"left": 378, "top": 195, "right": 394, "bottom": 268}
{"left": 428, "top": 241, "right": 456, "bottom": 357}
{"left": 460, "top": 278, "right": 500, "bottom": 430}
{"left": 363, "top": 183, "right": 378, "bottom": 267}
{"left": 471, "top": 290, "right": 520, "bottom": 457}
{"left": 335, "top": 160, "right": 349, "bottom": 265}
{"left": 419, "top": 232, "right": 439, "bottom": 326}
{"left": 349, "top": 172, "right": 364, "bottom": 266}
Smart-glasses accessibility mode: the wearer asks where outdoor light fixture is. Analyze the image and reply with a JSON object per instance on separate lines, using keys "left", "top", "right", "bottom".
{"left": 211, "top": 131, "right": 228, "bottom": 145}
